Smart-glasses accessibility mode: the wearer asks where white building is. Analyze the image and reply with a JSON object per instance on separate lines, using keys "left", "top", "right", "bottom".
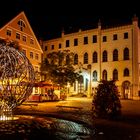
{"left": 42, "top": 15, "right": 140, "bottom": 100}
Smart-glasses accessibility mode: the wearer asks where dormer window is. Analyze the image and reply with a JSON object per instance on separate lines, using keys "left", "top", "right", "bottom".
{"left": 17, "top": 19, "right": 26, "bottom": 31}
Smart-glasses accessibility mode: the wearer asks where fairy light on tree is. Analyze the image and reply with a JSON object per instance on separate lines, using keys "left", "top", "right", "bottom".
{"left": 0, "top": 42, "right": 35, "bottom": 120}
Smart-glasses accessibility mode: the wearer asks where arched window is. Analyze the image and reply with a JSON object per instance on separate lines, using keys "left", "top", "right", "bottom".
{"left": 113, "top": 49, "right": 118, "bottom": 61}
{"left": 113, "top": 69, "right": 118, "bottom": 80}
{"left": 84, "top": 52, "right": 88, "bottom": 64}
{"left": 124, "top": 68, "right": 129, "bottom": 76}
{"left": 17, "top": 19, "right": 26, "bottom": 31}
{"left": 92, "top": 52, "right": 98, "bottom": 63}
{"left": 102, "top": 70, "right": 107, "bottom": 80}
{"left": 93, "top": 71, "right": 97, "bottom": 81}
{"left": 124, "top": 48, "right": 129, "bottom": 60}
{"left": 74, "top": 54, "right": 78, "bottom": 65}
{"left": 102, "top": 50, "right": 107, "bottom": 62}
{"left": 66, "top": 55, "right": 70, "bottom": 65}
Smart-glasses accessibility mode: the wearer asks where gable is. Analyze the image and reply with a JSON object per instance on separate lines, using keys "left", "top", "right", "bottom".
{"left": 0, "top": 11, "right": 43, "bottom": 53}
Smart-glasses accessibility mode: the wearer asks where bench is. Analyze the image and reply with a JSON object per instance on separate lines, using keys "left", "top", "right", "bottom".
{"left": 21, "top": 103, "right": 38, "bottom": 110}
{"left": 56, "top": 105, "right": 83, "bottom": 112}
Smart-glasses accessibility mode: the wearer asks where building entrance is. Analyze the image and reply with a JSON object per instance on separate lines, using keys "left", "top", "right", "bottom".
{"left": 122, "top": 81, "right": 131, "bottom": 99}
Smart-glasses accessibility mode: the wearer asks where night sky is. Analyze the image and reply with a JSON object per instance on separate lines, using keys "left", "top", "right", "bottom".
{"left": 0, "top": 0, "right": 139, "bottom": 40}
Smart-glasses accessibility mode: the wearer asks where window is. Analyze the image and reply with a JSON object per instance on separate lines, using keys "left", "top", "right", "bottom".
{"left": 93, "top": 35, "right": 97, "bottom": 43}
{"left": 59, "top": 43, "right": 62, "bottom": 49}
{"left": 124, "top": 32, "right": 128, "bottom": 39}
{"left": 22, "top": 49, "right": 26, "bottom": 56}
{"left": 92, "top": 52, "right": 98, "bottom": 63}
{"left": 84, "top": 36, "right": 88, "bottom": 44}
{"left": 84, "top": 53, "right": 88, "bottom": 64}
{"left": 103, "top": 36, "right": 107, "bottom": 42}
{"left": 102, "top": 70, "right": 107, "bottom": 80}
{"left": 51, "top": 45, "right": 54, "bottom": 50}
{"left": 66, "top": 40, "right": 70, "bottom": 47}
{"left": 30, "top": 38, "right": 34, "bottom": 44}
{"left": 17, "top": 19, "right": 26, "bottom": 31}
{"left": 102, "top": 50, "right": 107, "bottom": 62}
{"left": 74, "top": 54, "right": 78, "bottom": 65}
{"left": 74, "top": 38, "right": 78, "bottom": 46}
{"left": 113, "top": 49, "right": 118, "bottom": 61}
{"left": 124, "top": 68, "right": 129, "bottom": 76}
{"left": 113, "top": 69, "right": 118, "bottom": 80}
{"left": 30, "top": 52, "right": 33, "bottom": 59}
{"left": 93, "top": 71, "right": 97, "bottom": 81}
{"left": 35, "top": 54, "right": 39, "bottom": 60}
{"left": 124, "top": 48, "right": 129, "bottom": 60}
{"left": 113, "top": 34, "right": 117, "bottom": 40}
{"left": 45, "top": 46, "right": 48, "bottom": 51}
{"left": 16, "top": 33, "right": 20, "bottom": 39}
{"left": 22, "top": 36, "right": 26, "bottom": 42}
{"left": 6, "top": 30, "right": 11, "bottom": 36}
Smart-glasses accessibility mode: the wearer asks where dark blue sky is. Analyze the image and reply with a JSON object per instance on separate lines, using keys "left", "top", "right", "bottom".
{"left": 0, "top": 0, "right": 139, "bottom": 40}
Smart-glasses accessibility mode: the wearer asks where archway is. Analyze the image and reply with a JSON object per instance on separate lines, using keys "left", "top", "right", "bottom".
{"left": 122, "top": 81, "right": 131, "bottom": 99}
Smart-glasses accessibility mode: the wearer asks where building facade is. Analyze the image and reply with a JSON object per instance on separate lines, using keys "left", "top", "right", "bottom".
{"left": 43, "top": 16, "right": 140, "bottom": 100}
{"left": 0, "top": 11, "right": 43, "bottom": 95}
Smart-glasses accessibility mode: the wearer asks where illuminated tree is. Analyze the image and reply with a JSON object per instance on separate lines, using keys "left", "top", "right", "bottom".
{"left": 41, "top": 50, "right": 80, "bottom": 87}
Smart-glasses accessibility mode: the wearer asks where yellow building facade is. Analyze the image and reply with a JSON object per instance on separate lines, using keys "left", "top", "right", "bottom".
{"left": 43, "top": 16, "right": 140, "bottom": 100}
{"left": 0, "top": 11, "right": 43, "bottom": 95}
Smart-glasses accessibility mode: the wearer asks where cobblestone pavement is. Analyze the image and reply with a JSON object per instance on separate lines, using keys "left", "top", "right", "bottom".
{"left": 15, "top": 97, "right": 140, "bottom": 140}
